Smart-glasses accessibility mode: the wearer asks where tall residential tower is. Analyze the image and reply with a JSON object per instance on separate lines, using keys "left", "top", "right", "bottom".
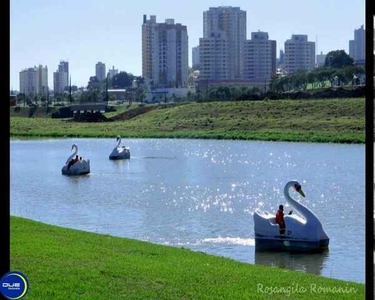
{"left": 96, "top": 62, "right": 106, "bottom": 81}
{"left": 192, "top": 46, "right": 200, "bottom": 69}
{"left": 349, "top": 25, "right": 365, "bottom": 62}
{"left": 243, "top": 31, "right": 276, "bottom": 82}
{"left": 142, "top": 15, "right": 189, "bottom": 88}
{"left": 53, "top": 60, "right": 69, "bottom": 94}
{"left": 284, "top": 35, "right": 315, "bottom": 74}
{"left": 19, "top": 65, "right": 48, "bottom": 96}
{"left": 199, "top": 6, "right": 246, "bottom": 80}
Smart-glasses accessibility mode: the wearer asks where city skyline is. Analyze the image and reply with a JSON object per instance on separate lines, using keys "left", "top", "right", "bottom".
{"left": 10, "top": 0, "right": 365, "bottom": 89}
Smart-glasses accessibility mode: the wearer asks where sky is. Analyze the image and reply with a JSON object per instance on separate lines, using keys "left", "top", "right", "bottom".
{"left": 10, "top": 0, "right": 365, "bottom": 89}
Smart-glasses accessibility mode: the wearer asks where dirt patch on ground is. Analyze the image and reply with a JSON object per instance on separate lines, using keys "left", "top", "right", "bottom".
{"left": 110, "top": 103, "right": 184, "bottom": 121}
{"left": 110, "top": 106, "right": 156, "bottom": 121}
{"left": 66, "top": 112, "right": 112, "bottom": 122}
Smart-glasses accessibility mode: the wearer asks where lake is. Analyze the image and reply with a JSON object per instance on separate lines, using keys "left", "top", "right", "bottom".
{"left": 10, "top": 138, "right": 365, "bottom": 283}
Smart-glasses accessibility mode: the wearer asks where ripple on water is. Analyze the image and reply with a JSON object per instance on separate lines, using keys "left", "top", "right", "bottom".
{"left": 10, "top": 138, "right": 365, "bottom": 283}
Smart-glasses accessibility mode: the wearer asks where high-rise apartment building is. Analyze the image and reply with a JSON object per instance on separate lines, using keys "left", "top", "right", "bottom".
{"left": 37, "top": 65, "right": 48, "bottom": 96}
{"left": 279, "top": 50, "right": 285, "bottom": 67}
{"left": 142, "top": 15, "right": 189, "bottom": 88}
{"left": 20, "top": 68, "right": 37, "bottom": 96}
{"left": 108, "top": 66, "right": 118, "bottom": 78}
{"left": 192, "top": 46, "right": 200, "bottom": 69}
{"left": 19, "top": 65, "right": 48, "bottom": 96}
{"left": 53, "top": 61, "right": 69, "bottom": 94}
{"left": 284, "top": 35, "right": 315, "bottom": 74}
{"left": 348, "top": 25, "right": 365, "bottom": 62}
{"left": 243, "top": 31, "right": 276, "bottom": 82}
{"left": 316, "top": 51, "right": 327, "bottom": 67}
{"left": 96, "top": 62, "right": 106, "bottom": 81}
{"left": 199, "top": 6, "right": 246, "bottom": 80}
{"left": 199, "top": 34, "right": 229, "bottom": 80}
{"left": 349, "top": 40, "right": 355, "bottom": 59}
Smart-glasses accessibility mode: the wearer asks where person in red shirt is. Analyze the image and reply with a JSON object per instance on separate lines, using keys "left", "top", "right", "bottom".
{"left": 276, "top": 205, "right": 286, "bottom": 235}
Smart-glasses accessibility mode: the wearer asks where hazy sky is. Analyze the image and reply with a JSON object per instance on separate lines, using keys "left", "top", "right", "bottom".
{"left": 10, "top": 0, "right": 365, "bottom": 89}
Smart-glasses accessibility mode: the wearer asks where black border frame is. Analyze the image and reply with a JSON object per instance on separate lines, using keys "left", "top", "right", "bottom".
{"left": 365, "top": 2, "right": 374, "bottom": 298}
{"left": 2, "top": 0, "right": 10, "bottom": 280}
{"left": 4, "top": 1, "right": 374, "bottom": 299}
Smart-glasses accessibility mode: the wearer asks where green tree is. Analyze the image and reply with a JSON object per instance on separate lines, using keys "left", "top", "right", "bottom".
{"left": 40, "top": 95, "right": 47, "bottom": 106}
{"left": 112, "top": 72, "right": 135, "bottom": 88}
{"left": 251, "top": 86, "right": 260, "bottom": 94}
{"left": 339, "top": 65, "right": 364, "bottom": 85}
{"left": 87, "top": 76, "right": 101, "bottom": 90}
{"left": 17, "top": 93, "right": 26, "bottom": 107}
{"left": 139, "top": 91, "right": 147, "bottom": 103}
{"left": 208, "top": 87, "right": 217, "bottom": 100}
{"left": 315, "top": 68, "right": 333, "bottom": 88}
{"left": 293, "top": 70, "right": 308, "bottom": 90}
{"left": 307, "top": 72, "right": 317, "bottom": 89}
{"left": 269, "top": 74, "right": 279, "bottom": 92}
{"left": 324, "top": 50, "right": 354, "bottom": 68}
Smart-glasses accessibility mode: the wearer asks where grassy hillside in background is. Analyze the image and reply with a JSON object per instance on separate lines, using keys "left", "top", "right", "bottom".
{"left": 10, "top": 98, "right": 365, "bottom": 143}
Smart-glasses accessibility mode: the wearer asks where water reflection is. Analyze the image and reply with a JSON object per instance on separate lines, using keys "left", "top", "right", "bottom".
{"left": 254, "top": 250, "right": 329, "bottom": 276}
{"left": 110, "top": 158, "right": 130, "bottom": 172}
{"left": 10, "top": 138, "right": 365, "bottom": 283}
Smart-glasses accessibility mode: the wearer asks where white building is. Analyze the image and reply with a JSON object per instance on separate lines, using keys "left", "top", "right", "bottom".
{"left": 19, "top": 65, "right": 48, "bottom": 96}
{"left": 243, "top": 31, "right": 276, "bottom": 82}
{"left": 142, "top": 15, "right": 189, "bottom": 89}
{"left": 20, "top": 68, "right": 37, "bottom": 96}
{"left": 199, "top": 34, "right": 229, "bottom": 80}
{"left": 200, "top": 6, "right": 246, "bottom": 80}
{"left": 284, "top": 35, "right": 315, "bottom": 75}
{"left": 53, "top": 61, "right": 69, "bottom": 94}
{"left": 316, "top": 51, "right": 327, "bottom": 67}
{"left": 96, "top": 62, "right": 106, "bottom": 81}
{"left": 192, "top": 46, "right": 200, "bottom": 69}
{"left": 349, "top": 25, "right": 365, "bottom": 62}
{"left": 107, "top": 66, "right": 118, "bottom": 78}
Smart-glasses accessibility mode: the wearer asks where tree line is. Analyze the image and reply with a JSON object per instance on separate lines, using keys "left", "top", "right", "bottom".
{"left": 195, "top": 50, "right": 364, "bottom": 102}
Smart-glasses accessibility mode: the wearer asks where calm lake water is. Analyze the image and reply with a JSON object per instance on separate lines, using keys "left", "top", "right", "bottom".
{"left": 10, "top": 138, "right": 365, "bottom": 283}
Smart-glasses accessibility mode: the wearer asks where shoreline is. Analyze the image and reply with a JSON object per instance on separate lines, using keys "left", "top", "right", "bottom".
{"left": 11, "top": 216, "right": 364, "bottom": 299}
{"left": 9, "top": 133, "right": 364, "bottom": 144}
{"left": 9, "top": 130, "right": 365, "bottom": 144}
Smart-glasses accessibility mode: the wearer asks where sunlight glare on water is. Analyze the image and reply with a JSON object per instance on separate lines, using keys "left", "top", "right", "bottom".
{"left": 10, "top": 138, "right": 364, "bottom": 283}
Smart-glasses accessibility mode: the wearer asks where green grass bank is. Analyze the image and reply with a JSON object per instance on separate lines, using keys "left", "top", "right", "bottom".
{"left": 10, "top": 217, "right": 364, "bottom": 299}
{"left": 10, "top": 98, "right": 365, "bottom": 143}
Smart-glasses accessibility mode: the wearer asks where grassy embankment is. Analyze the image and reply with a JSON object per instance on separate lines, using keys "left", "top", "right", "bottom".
{"left": 10, "top": 98, "right": 365, "bottom": 143}
{"left": 11, "top": 216, "right": 364, "bottom": 299}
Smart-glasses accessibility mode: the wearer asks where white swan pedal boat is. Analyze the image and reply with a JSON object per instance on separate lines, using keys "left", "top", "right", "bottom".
{"left": 253, "top": 180, "right": 329, "bottom": 252}
{"left": 61, "top": 144, "right": 90, "bottom": 175}
{"left": 109, "top": 136, "right": 130, "bottom": 160}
